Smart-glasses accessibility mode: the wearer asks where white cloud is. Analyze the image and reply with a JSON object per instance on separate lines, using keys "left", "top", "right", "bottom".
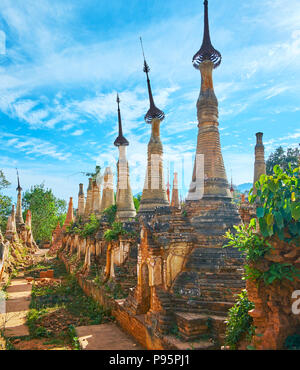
{"left": 0, "top": 132, "right": 71, "bottom": 161}
{"left": 71, "top": 129, "right": 84, "bottom": 136}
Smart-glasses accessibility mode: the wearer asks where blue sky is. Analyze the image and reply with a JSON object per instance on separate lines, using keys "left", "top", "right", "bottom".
{"left": 0, "top": 0, "right": 299, "bottom": 206}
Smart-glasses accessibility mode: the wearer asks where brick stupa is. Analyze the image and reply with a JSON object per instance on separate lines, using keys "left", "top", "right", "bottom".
{"left": 253, "top": 132, "right": 266, "bottom": 194}
{"left": 62, "top": 197, "right": 74, "bottom": 232}
{"left": 174, "top": 0, "right": 243, "bottom": 305}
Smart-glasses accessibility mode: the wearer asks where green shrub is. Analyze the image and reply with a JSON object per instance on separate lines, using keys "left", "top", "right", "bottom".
{"left": 80, "top": 214, "right": 100, "bottom": 238}
{"left": 249, "top": 165, "right": 299, "bottom": 243}
{"left": 104, "top": 222, "right": 126, "bottom": 241}
{"left": 133, "top": 194, "right": 141, "bottom": 212}
{"left": 102, "top": 205, "right": 117, "bottom": 225}
{"left": 224, "top": 166, "right": 300, "bottom": 285}
{"left": 225, "top": 218, "right": 272, "bottom": 262}
{"left": 225, "top": 289, "right": 255, "bottom": 349}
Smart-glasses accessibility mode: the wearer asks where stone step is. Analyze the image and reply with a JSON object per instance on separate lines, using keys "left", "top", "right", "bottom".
{"left": 171, "top": 299, "right": 233, "bottom": 315}
{"left": 164, "top": 335, "right": 217, "bottom": 350}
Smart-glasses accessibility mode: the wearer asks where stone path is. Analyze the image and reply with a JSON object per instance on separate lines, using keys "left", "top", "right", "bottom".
{"left": 76, "top": 323, "right": 143, "bottom": 350}
{"left": 0, "top": 249, "right": 48, "bottom": 339}
{"left": 0, "top": 276, "right": 32, "bottom": 338}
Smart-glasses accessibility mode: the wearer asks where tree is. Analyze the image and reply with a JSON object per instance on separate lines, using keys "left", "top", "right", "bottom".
{"left": 81, "top": 165, "right": 101, "bottom": 182}
{"left": 0, "top": 170, "right": 10, "bottom": 191}
{"left": 0, "top": 170, "right": 12, "bottom": 233}
{"left": 266, "top": 146, "right": 299, "bottom": 175}
{"left": 133, "top": 194, "right": 141, "bottom": 212}
{"left": 22, "top": 184, "right": 66, "bottom": 243}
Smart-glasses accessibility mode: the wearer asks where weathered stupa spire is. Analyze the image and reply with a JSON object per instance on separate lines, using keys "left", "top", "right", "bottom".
{"left": 138, "top": 38, "right": 169, "bottom": 214}
{"left": 77, "top": 183, "right": 85, "bottom": 218}
{"left": 15, "top": 169, "right": 25, "bottom": 228}
{"left": 114, "top": 94, "right": 136, "bottom": 220}
{"left": 171, "top": 172, "right": 180, "bottom": 208}
{"left": 253, "top": 132, "right": 266, "bottom": 194}
{"left": 92, "top": 180, "right": 101, "bottom": 215}
{"left": 5, "top": 205, "right": 17, "bottom": 240}
{"left": 100, "top": 167, "right": 115, "bottom": 211}
{"left": 187, "top": 0, "right": 230, "bottom": 200}
{"left": 62, "top": 197, "right": 74, "bottom": 232}
{"left": 84, "top": 178, "right": 93, "bottom": 220}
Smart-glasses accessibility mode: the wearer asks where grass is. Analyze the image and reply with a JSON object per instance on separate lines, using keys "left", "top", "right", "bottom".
{"left": 25, "top": 259, "right": 114, "bottom": 349}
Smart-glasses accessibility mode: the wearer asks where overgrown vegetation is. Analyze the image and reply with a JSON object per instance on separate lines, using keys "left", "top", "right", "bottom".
{"left": 224, "top": 165, "right": 300, "bottom": 348}
{"left": 250, "top": 165, "right": 299, "bottom": 242}
{"left": 225, "top": 165, "right": 300, "bottom": 286}
{"left": 103, "top": 204, "right": 117, "bottom": 225}
{"left": 225, "top": 219, "right": 272, "bottom": 262}
{"left": 104, "top": 222, "right": 127, "bottom": 241}
{"left": 225, "top": 290, "right": 255, "bottom": 350}
{"left": 79, "top": 214, "right": 100, "bottom": 238}
{"left": 66, "top": 213, "right": 101, "bottom": 238}
{"left": 26, "top": 259, "right": 113, "bottom": 349}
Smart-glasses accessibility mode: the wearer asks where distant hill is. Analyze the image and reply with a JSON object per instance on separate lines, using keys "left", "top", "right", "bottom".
{"left": 237, "top": 183, "right": 252, "bottom": 193}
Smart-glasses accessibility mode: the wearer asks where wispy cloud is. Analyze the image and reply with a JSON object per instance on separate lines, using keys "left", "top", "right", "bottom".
{"left": 0, "top": 132, "right": 71, "bottom": 161}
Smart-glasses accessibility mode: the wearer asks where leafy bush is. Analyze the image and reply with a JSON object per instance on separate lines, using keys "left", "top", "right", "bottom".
{"left": 225, "top": 289, "right": 255, "bottom": 349}
{"left": 65, "top": 221, "right": 82, "bottom": 235}
{"left": 104, "top": 222, "right": 126, "bottom": 241}
{"left": 80, "top": 214, "right": 100, "bottom": 238}
{"left": 225, "top": 166, "right": 300, "bottom": 285}
{"left": 249, "top": 165, "right": 299, "bottom": 243}
{"left": 102, "top": 204, "right": 117, "bottom": 225}
{"left": 225, "top": 218, "right": 272, "bottom": 262}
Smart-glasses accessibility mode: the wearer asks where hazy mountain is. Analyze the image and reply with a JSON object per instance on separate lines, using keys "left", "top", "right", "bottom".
{"left": 237, "top": 183, "right": 252, "bottom": 193}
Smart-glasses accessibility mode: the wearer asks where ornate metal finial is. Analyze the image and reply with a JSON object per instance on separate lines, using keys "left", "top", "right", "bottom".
{"left": 16, "top": 168, "right": 22, "bottom": 192}
{"left": 114, "top": 94, "right": 129, "bottom": 147}
{"left": 140, "top": 37, "right": 165, "bottom": 124}
{"left": 192, "top": 0, "right": 222, "bottom": 69}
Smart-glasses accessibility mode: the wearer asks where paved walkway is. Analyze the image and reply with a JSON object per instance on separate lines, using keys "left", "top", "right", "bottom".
{"left": 0, "top": 277, "right": 32, "bottom": 337}
{"left": 76, "top": 323, "right": 143, "bottom": 350}
{"left": 0, "top": 249, "right": 47, "bottom": 338}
